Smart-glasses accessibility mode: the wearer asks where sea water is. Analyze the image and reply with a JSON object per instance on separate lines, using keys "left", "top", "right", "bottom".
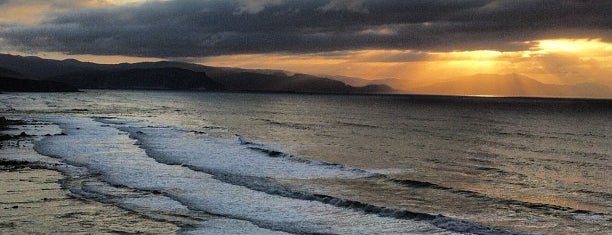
{"left": 0, "top": 90, "right": 610, "bottom": 234}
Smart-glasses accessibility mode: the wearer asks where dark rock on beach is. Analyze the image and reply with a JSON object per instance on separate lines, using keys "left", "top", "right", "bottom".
{"left": 0, "top": 117, "right": 31, "bottom": 142}
{"left": 0, "top": 117, "right": 26, "bottom": 130}
{"left": 0, "top": 160, "right": 32, "bottom": 171}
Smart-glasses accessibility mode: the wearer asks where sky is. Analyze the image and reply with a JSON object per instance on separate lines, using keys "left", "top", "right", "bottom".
{"left": 1, "top": 0, "right": 611, "bottom": 90}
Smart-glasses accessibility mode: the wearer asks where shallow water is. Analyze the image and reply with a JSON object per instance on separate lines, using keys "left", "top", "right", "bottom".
{"left": 1, "top": 90, "right": 610, "bottom": 234}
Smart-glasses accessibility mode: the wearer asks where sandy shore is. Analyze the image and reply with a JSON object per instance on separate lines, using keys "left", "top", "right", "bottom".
{"left": 0, "top": 117, "right": 181, "bottom": 234}
{"left": 0, "top": 165, "right": 180, "bottom": 234}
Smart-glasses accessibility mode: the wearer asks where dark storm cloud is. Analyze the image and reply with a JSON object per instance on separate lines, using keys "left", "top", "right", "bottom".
{"left": 1, "top": 0, "right": 610, "bottom": 57}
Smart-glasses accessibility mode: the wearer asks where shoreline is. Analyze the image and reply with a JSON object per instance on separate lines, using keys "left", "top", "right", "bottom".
{"left": 1, "top": 93, "right": 610, "bottom": 234}
{"left": 0, "top": 117, "right": 181, "bottom": 234}
{"left": 0, "top": 163, "right": 180, "bottom": 234}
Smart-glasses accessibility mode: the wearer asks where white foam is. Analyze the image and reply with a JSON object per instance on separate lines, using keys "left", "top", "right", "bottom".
{"left": 181, "top": 219, "right": 291, "bottom": 235}
{"left": 34, "top": 117, "right": 457, "bottom": 234}
{"left": 368, "top": 168, "right": 415, "bottom": 175}
{"left": 115, "top": 124, "right": 372, "bottom": 180}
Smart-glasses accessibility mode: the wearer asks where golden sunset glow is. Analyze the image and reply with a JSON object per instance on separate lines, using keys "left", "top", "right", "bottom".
{"left": 32, "top": 52, "right": 163, "bottom": 64}
{"left": 2, "top": 3, "right": 612, "bottom": 234}
{"left": 6, "top": 38, "right": 608, "bottom": 93}
{"left": 535, "top": 39, "right": 612, "bottom": 53}
{"left": 0, "top": 0, "right": 157, "bottom": 24}
{"left": 0, "top": 3, "right": 51, "bottom": 25}
{"left": 197, "top": 38, "right": 612, "bottom": 91}
{"left": 1, "top": 0, "right": 610, "bottom": 97}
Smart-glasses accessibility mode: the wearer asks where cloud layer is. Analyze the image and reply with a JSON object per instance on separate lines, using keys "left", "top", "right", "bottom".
{"left": 1, "top": 0, "right": 610, "bottom": 57}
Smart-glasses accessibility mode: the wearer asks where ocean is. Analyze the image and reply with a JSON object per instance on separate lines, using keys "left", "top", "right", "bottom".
{"left": 0, "top": 90, "right": 610, "bottom": 234}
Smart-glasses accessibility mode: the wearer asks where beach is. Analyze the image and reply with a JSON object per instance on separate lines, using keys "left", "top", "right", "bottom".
{"left": 0, "top": 165, "right": 179, "bottom": 234}
{"left": 0, "top": 118, "right": 180, "bottom": 234}
{"left": 0, "top": 91, "right": 610, "bottom": 234}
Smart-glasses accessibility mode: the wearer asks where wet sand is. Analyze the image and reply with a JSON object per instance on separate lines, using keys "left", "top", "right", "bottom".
{"left": 0, "top": 117, "right": 180, "bottom": 234}
{"left": 0, "top": 162, "right": 180, "bottom": 234}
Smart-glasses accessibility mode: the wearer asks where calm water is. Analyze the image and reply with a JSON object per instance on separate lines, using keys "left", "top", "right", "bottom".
{"left": 1, "top": 90, "right": 610, "bottom": 234}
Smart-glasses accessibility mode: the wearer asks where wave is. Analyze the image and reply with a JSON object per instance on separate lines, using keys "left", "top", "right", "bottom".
{"left": 38, "top": 117, "right": 609, "bottom": 234}
{"left": 225, "top": 176, "right": 525, "bottom": 235}
{"left": 575, "top": 189, "right": 612, "bottom": 201}
{"left": 92, "top": 118, "right": 538, "bottom": 234}
{"left": 388, "top": 177, "right": 606, "bottom": 218}
{"left": 116, "top": 124, "right": 372, "bottom": 180}
{"left": 256, "top": 118, "right": 318, "bottom": 130}
{"left": 236, "top": 141, "right": 607, "bottom": 217}
{"left": 245, "top": 144, "right": 608, "bottom": 222}
{"left": 34, "top": 117, "right": 468, "bottom": 234}
{"left": 138, "top": 117, "right": 607, "bottom": 219}
{"left": 211, "top": 175, "right": 529, "bottom": 235}
{"left": 245, "top": 145, "right": 374, "bottom": 176}
{"left": 335, "top": 121, "right": 379, "bottom": 129}
{"left": 120, "top": 140, "right": 526, "bottom": 235}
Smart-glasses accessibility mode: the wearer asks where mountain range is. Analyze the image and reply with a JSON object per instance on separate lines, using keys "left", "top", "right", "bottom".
{"left": 333, "top": 72, "right": 612, "bottom": 98}
{"left": 0, "top": 66, "right": 78, "bottom": 92}
{"left": 0, "top": 54, "right": 393, "bottom": 93}
{"left": 1, "top": 53, "right": 610, "bottom": 98}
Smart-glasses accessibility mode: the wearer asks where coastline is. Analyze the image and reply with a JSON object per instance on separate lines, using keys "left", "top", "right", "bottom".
{"left": 1, "top": 91, "right": 610, "bottom": 234}
{"left": 0, "top": 164, "right": 179, "bottom": 234}
{"left": 0, "top": 117, "right": 180, "bottom": 234}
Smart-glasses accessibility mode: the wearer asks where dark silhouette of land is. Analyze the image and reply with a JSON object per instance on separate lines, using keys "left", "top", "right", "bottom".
{"left": 54, "top": 68, "right": 223, "bottom": 90}
{"left": 0, "top": 67, "right": 78, "bottom": 92}
{"left": 0, "top": 54, "right": 394, "bottom": 93}
{"left": 332, "top": 72, "right": 612, "bottom": 98}
{"left": 3, "top": 53, "right": 609, "bottom": 97}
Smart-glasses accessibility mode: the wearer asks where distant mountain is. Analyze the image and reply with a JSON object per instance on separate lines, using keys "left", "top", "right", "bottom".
{"left": 0, "top": 77, "right": 79, "bottom": 92}
{"left": 210, "top": 72, "right": 392, "bottom": 93}
{"left": 409, "top": 74, "right": 612, "bottom": 98}
{"left": 52, "top": 68, "right": 223, "bottom": 90}
{"left": 315, "top": 73, "right": 612, "bottom": 98}
{"left": 0, "top": 68, "right": 78, "bottom": 92}
{"left": 0, "top": 54, "right": 101, "bottom": 79}
{"left": 3, "top": 54, "right": 610, "bottom": 97}
{"left": 0, "top": 67, "right": 78, "bottom": 92}
{"left": 330, "top": 75, "right": 410, "bottom": 91}
{"left": 0, "top": 67, "right": 22, "bottom": 78}
{"left": 327, "top": 75, "right": 377, "bottom": 87}
{"left": 0, "top": 54, "right": 394, "bottom": 93}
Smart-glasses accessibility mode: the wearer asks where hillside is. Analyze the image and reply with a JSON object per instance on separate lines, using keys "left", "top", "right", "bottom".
{"left": 0, "top": 54, "right": 101, "bottom": 79}
{"left": 52, "top": 68, "right": 223, "bottom": 90}
{"left": 329, "top": 75, "right": 410, "bottom": 91}
{"left": 0, "top": 66, "right": 79, "bottom": 92}
{"left": 0, "top": 67, "right": 22, "bottom": 78}
{"left": 210, "top": 72, "right": 392, "bottom": 93}
{"left": 0, "top": 54, "right": 394, "bottom": 93}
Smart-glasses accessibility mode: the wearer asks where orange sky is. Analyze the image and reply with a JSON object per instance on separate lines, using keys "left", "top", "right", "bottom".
{"left": 0, "top": 0, "right": 154, "bottom": 25}
{"left": 1, "top": 1, "right": 610, "bottom": 96}
{"left": 200, "top": 38, "right": 612, "bottom": 88}
{"left": 10, "top": 38, "right": 611, "bottom": 91}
